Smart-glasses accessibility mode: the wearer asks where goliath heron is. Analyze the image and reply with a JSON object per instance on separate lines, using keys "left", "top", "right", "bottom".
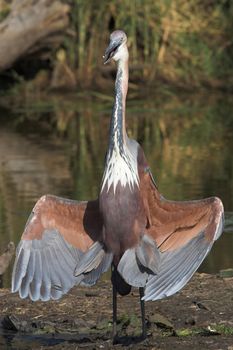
{"left": 12, "top": 30, "right": 224, "bottom": 340}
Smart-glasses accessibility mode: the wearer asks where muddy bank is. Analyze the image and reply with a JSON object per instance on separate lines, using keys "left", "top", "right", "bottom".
{"left": 0, "top": 273, "right": 233, "bottom": 349}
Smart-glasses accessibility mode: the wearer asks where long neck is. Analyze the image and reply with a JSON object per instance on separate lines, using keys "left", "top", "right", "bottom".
{"left": 101, "top": 47, "right": 139, "bottom": 193}
{"left": 108, "top": 57, "right": 128, "bottom": 154}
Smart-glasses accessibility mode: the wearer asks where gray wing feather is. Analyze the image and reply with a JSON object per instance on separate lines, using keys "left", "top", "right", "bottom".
{"left": 19, "top": 249, "right": 35, "bottom": 299}
{"left": 12, "top": 229, "right": 112, "bottom": 301}
{"left": 40, "top": 250, "right": 52, "bottom": 301}
{"left": 117, "top": 232, "right": 216, "bottom": 302}
{"left": 143, "top": 233, "right": 211, "bottom": 301}
{"left": 29, "top": 249, "right": 43, "bottom": 301}
{"left": 12, "top": 230, "right": 84, "bottom": 301}
{"left": 45, "top": 246, "right": 64, "bottom": 300}
{"left": 12, "top": 241, "right": 31, "bottom": 293}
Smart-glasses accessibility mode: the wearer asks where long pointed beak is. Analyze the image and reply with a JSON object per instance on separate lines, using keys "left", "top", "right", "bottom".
{"left": 103, "top": 41, "right": 120, "bottom": 64}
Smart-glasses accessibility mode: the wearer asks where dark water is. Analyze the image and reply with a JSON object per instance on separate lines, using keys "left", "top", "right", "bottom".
{"left": 0, "top": 91, "right": 233, "bottom": 288}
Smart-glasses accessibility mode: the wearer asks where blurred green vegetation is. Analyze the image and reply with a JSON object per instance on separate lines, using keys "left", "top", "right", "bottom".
{"left": 61, "top": 0, "right": 233, "bottom": 89}
{"left": 1, "top": 0, "right": 233, "bottom": 90}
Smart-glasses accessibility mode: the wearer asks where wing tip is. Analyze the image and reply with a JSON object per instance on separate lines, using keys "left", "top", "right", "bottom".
{"left": 211, "top": 196, "right": 224, "bottom": 241}
{"left": 212, "top": 196, "right": 224, "bottom": 215}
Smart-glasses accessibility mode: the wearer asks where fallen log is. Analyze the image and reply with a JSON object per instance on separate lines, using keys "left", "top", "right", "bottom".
{"left": 0, "top": 0, "right": 70, "bottom": 71}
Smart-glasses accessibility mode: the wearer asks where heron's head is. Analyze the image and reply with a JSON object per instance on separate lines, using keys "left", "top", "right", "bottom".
{"left": 103, "top": 30, "right": 128, "bottom": 64}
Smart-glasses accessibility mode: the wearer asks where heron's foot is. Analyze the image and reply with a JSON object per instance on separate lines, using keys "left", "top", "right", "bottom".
{"left": 140, "top": 316, "right": 147, "bottom": 340}
{"left": 141, "top": 328, "right": 147, "bottom": 340}
{"left": 112, "top": 335, "right": 118, "bottom": 345}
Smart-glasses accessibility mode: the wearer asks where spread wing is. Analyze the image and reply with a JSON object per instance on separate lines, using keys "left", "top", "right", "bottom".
{"left": 143, "top": 170, "right": 224, "bottom": 300}
{"left": 12, "top": 195, "right": 112, "bottom": 301}
{"left": 118, "top": 168, "right": 224, "bottom": 301}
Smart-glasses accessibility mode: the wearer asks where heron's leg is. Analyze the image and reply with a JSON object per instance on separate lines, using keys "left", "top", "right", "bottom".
{"left": 139, "top": 287, "right": 146, "bottom": 338}
{"left": 112, "top": 266, "right": 117, "bottom": 340}
{"left": 112, "top": 282, "right": 117, "bottom": 338}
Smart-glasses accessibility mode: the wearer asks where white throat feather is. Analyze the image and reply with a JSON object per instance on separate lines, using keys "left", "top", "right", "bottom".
{"left": 101, "top": 143, "right": 139, "bottom": 193}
